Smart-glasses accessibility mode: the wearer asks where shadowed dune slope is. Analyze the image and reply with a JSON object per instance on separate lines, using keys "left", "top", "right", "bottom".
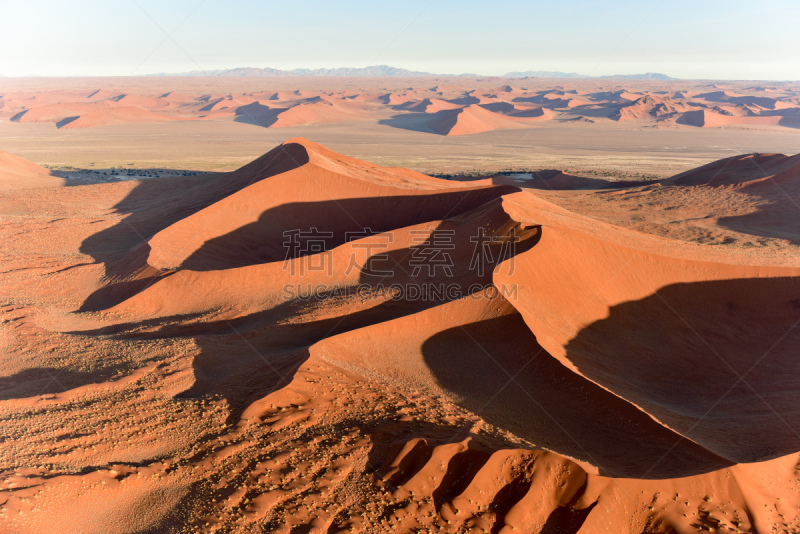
{"left": 496, "top": 190, "right": 800, "bottom": 465}
{"left": 146, "top": 137, "right": 516, "bottom": 271}
{"left": 312, "top": 291, "right": 732, "bottom": 479}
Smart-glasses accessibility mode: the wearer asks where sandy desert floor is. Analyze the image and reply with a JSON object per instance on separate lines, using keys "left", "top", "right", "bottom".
{"left": 0, "top": 78, "right": 799, "bottom": 533}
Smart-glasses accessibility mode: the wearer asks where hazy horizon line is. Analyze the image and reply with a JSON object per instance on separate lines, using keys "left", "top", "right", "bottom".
{"left": 2, "top": 64, "right": 799, "bottom": 83}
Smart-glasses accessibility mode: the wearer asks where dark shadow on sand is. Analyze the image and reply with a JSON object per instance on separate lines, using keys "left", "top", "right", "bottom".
{"left": 233, "top": 102, "right": 288, "bottom": 128}
{"left": 563, "top": 277, "right": 800, "bottom": 465}
{"left": 420, "top": 313, "right": 733, "bottom": 479}
{"left": 378, "top": 112, "right": 439, "bottom": 134}
{"left": 177, "top": 186, "right": 518, "bottom": 271}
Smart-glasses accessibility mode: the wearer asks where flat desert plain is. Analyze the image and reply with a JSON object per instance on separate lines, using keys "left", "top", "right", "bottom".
{"left": 0, "top": 77, "right": 799, "bottom": 533}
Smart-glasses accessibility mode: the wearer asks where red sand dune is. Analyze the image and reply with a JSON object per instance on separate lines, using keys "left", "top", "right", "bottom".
{"left": 539, "top": 93, "right": 591, "bottom": 108}
{"left": 9, "top": 100, "right": 184, "bottom": 128}
{"left": 201, "top": 95, "right": 258, "bottom": 113}
{"left": 491, "top": 84, "right": 519, "bottom": 94}
{"left": 429, "top": 84, "right": 465, "bottom": 94}
{"left": 659, "top": 153, "right": 800, "bottom": 243}
{"left": 427, "top": 105, "right": 552, "bottom": 136}
{"left": 611, "top": 95, "right": 694, "bottom": 121}
{"left": 665, "top": 152, "right": 800, "bottom": 186}
{"left": 158, "top": 90, "right": 201, "bottom": 102}
{"left": 510, "top": 91, "right": 591, "bottom": 109}
{"left": 0, "top": 151, "right": 65, "bottom": 190}
{"left": 2, "top": 138, "right": 800, "bottom": 532}
{"left": 110, "top": 93, "right": 172, "bottom": 109}
{"left": 268, "top": 101, "right": 358, "bottom": 128}
{"left": 58, "top": 106, "right": 184, "bottom": 129}
{"left": 378, "top": 92, "right": 413, "bottom": 106}
{"left": 583, "top": 90, "right": 643, "bottom": 103}
{"left": 86, "top": 89, "right": 121, "bottom": 100}
{"left": 496, "top": 190, "right": 800, "bottom": 465}
{"left": 144, "top": 137, "right": 513, "bottom": 272}
{"left": 693, "top": 91, "right": 790, "bottom": 110}
{"left": 12, "top": 101, "right": 113, "bottom": 123}
{"left": 693, "top": 90, "right": 742, "bottom": 102}
{"left": 478, "top": 101, "right": 550, "bottom": 118}
{"left": 679, "top": 109, "right": 784, "bottom": 127}
{"left": 401, "top": 98, "right": 464, "bottom": 113}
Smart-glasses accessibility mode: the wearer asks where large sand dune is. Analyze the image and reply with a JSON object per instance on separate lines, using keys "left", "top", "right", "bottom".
{"left": 426, "top": 105, "right": 553, "bottom": 136}
{"left": 1, "top": 139, "right": 799, "bottom": 533}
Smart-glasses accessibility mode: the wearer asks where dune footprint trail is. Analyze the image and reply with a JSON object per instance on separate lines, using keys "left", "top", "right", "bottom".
{"left": 0, "top": 138, "right": 799, "bottom": 533}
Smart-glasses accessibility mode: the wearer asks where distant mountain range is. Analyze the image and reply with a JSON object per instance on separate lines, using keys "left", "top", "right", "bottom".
{"left": 146, "top": 65, "right": 675, "bottom": 80}
{"left": 149, "top": 65, "right": 435, "bottom": 77}
{"left": 601, "top": 72, "right": 674, "bottom": 80}
{"left": 504, "top": 71, "right": 673, "bottom": 80}
{"left": 503, "top": 71, "right": 588, "bottom": 79}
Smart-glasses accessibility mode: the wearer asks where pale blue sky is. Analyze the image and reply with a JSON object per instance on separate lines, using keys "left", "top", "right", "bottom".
{"left": 1, "top": 0, "right": 798, "bottom": 79}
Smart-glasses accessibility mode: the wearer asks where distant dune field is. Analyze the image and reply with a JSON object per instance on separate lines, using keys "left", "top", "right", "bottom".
{"left": 1, "top": 76, "right": 799, "bottom": 177}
